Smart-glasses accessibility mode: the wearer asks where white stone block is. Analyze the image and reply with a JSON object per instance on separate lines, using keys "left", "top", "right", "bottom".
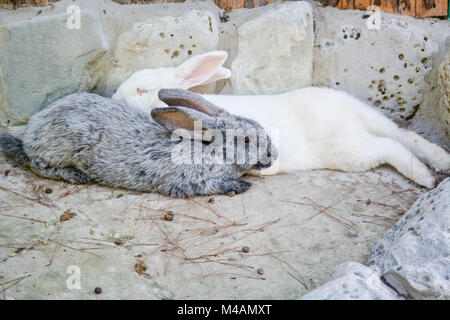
{"left": 300, "top": 262, "right": 400, "bottom": 300}
{"left": 231, "top": 2, "right": 314, "bottom": 95}
{"left": 0, "top": 10, "right": 111, "bottom": 125}
{"left": 369, "top": 178, "right": 450, "bottom": 300}
{"left": 313, "top": 8, "right": 440, "bottom": 125}
{"left": 106, "top": 10, "right": 219, "bottom": 94}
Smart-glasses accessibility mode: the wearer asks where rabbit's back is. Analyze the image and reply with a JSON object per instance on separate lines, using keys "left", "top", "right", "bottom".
{"left": 22, "top": 93, "right": 230, "bottom": 194}
{"left": 26, "top": 93, "right": 153, "bottom": 133}
{"left": 23, "top": 93, "right": 167, "bottom": 181}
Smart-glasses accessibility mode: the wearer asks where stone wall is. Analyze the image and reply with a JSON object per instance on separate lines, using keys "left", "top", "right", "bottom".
{"left": 312, "top": 6, "right": 450, "bottom": 146}
{"left": 0, "top": 9, "right": 111, "bottom": 124}
{"left": 0, "top": 0, "right": 448, "bottom": 147}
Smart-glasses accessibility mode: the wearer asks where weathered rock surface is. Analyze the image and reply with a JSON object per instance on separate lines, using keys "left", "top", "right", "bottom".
{"left": 300, "top": 262, "right": 400, "bottom": 300}
{"left": 369, "top": 178, "right": 450, "bottom": 300}
{"left": 106, "top": 10, "right": 219, "bottom": 94}
{"left": 313, "top": 8, "right": 446, "bottom": 126}
{"left": 0, "top": 9, "right": 111, "bottom": 125}
{"left": 230, "top": 2, "right": 314, "bottom": 95}
{"left": 438, "top": 51, "right": 450, "bottom": 141}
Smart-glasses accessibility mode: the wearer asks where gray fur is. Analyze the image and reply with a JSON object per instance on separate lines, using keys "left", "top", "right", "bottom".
{"left": 0, "top": 92, "right": 277, "bottom": 197}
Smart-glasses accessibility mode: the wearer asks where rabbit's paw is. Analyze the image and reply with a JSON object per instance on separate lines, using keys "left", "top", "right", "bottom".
{"left": 60, "top": 168, "right": 93, "bottom": 184}
{"left": 71, "top": 171, "right": 93, "bottom": 184}
{"left": 411, "top": 168, "right": 436, "bottom": 189}
{"left": 220, "top": 177, "right": 252, "bottom": 195}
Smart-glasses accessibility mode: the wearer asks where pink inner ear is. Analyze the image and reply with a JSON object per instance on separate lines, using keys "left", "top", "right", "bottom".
{"left": 201, "top": 67, "right": 231, "bottom": 86}
{"left": 179, "top": 54, "right": 228, "bottom": 89}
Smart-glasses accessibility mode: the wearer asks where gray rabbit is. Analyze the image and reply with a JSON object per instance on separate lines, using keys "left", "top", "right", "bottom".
{"left": 0, "top": 89, "right": 277, "bottom": 197}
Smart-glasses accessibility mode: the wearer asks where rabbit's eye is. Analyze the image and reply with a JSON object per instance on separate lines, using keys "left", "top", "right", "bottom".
{"left": 243, "top": 136, "right": 252, "bottom": 145}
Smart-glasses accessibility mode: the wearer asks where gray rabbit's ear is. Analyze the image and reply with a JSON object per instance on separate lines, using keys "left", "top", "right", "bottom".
{"left": 151, "top": 106, "right": 218, "bottom": 132}
{"left": 158, "top": 89, "right": 228, "bottom": 117}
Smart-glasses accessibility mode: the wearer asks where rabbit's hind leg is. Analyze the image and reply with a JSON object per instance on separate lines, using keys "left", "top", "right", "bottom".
{"left": 399, "top": 130, "right": 450, "bottom": 172}
{"left": 29, "top": 157, "right": 92, "bottom": 184}
{"left": 356, "top": 137, "right": 435, "bottom": 189}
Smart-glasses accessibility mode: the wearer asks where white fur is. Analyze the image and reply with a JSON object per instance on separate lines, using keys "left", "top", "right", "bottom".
{"left": 113, "top": 51, "right": 450, "bottom": 188}
{"left": 112, "top": 51, "right": 231, "bottom": 110}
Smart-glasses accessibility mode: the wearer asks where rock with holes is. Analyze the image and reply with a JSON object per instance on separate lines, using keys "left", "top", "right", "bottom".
{"left": 313, "top": 8, "right": 442, "bottom": 125}
{"left": 369, "top": 178, "right": 450, "bottom": 300}
{"left": 0, "top": 9, "right": 111, "bottom": 125}
{"left": 230, "top": 2, "right": 314, "bottom": 95}
{"left": 106, "top": 10, "right": 219, "bottom": 95}
{"left": 299, "top": 262, "right": 400, "bottom": 300}
{"left": 438, "top": 50, "right": 450, "bottom": 141}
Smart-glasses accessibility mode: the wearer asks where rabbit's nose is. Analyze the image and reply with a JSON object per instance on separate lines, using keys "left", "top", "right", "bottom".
{"left": 269, "top": 145, "right": 278, "bottom": 161}
{"left": 254, "top": 160, "right": 272, "bottom": 169}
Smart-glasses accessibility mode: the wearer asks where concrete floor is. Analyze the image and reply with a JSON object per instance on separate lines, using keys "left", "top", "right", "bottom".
{"left": 0, "top": 128, "right": 427, "bottom": 299}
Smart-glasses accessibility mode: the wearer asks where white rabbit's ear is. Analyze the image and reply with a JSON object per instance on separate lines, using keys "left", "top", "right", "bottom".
{"left": 198, "top": 67, "right": 231, "bottom": 86}
{"left": 175, "top": 51, "right": 229, "bottom": 89}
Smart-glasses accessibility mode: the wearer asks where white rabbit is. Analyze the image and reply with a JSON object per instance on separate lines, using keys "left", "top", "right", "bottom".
{"left": 113, "top": 51, "right": 450, "bottom": 189}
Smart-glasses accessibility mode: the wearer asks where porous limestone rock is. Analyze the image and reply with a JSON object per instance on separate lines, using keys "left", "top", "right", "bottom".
{"left": 0, "top": 9, "right": 111, "bottom": 125}
{"left": 438, "top": 51, "right": 450, "bottom": 141}
{"left": 313, "top": 8, "right": 442, "bottom": 125}
{"left": 300, "top": 262, "right": 400, "bottom": 300}
{"left": 369, "top": 178, "right": 450, "bottom": 300}
{"left": 230, "top": 2, "right": 314, "bottom": 95}
{"left": 106, "top": 10, "right": 219, "bottom": 94}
